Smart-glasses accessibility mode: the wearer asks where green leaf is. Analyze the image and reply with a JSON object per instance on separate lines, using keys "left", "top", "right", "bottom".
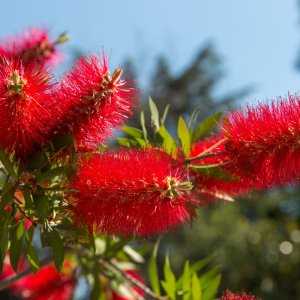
{"left": 50, "top": 229, "right": 65, "bottom": 272}
{"left": 23, "top": 188, "right": 34, "bottom": 210}
{"left": 10, "top": 221, "right": 25, "bottom": 272}
{"left": 182, "top": 261, "right": 191, "bottom": 300}
{"left": 33, "top": 194, "right": 49, "bottom": 219}
{"left": 26, "top": 227, "right": 39, "bottom": 273}
{"left": 157, "top": 125, "right": 177, "bottom": 154}
{"left": 161, "top": 280, "right": 176, "bottom": 300}
{"left": 149, "top": 97, "right": 160, "bottom": 133}
{"left": 148, "top": 239, "right": 161, "bottom": 296}
{"left": 192, "top": 273, "right": 202, "bottom": 300}
{"left": 0, "top": 181, "right": 15, "bottom": 211}
{"left": 123, "top": 245, "right": 145, "bottom": 263}
{"left": 192, "top": 112, "right": 223, "bottom": 142}
{"left": 200, "top": 266, "right": 221, "bottom": 290}
{"left": 0, "top": 214, "right": 9, "bottom": 272}
{"left": 140, "top": 111, "right": 148, "bottom": 142}
{"left": 164, "top": 256, "right": 176, "bottom": 286}
{"left": 136, "top": 138, "right": 147, "bottom": 147}
{"left": 190, "top": 257, "right": 213, "bottom": 274}
{"left": 202, "top": 274, "right": 221, "bottom": 300}
{"left": 178, "top": 116, "right": 191, "bottom": 157}
{"left": 36, "top": 166, "right": 67, "bottom": 184}
{"left": 161, "top": 104, "right": 170, "bottom": 125}
{"left": 192, "top": 166, "right": 239, "bottom": 182}
{"left": 91, "top": 267, "right": 101, "bottom": 300}
{"left": 0, "top": 150, "right": 16, "bottom": 177}
{"left": 117, "top": 138, "right": 137, "bottom": 147}
{"left": 122, "top": 126, "right": 143, "bottom": 139}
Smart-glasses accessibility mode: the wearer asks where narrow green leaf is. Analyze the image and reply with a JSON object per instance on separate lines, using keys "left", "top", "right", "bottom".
{"left": 33, "top": 194, "right": 49, "bottom": 219}
{"left": 148, "top": 238, "right": 161, "bottom": 296}
{"left": 161, "top": 104, "right": 170, "bottom": 125}
{"left": 117, "top": 138, "right": 137, "bottom": 147}
{"left": 26, "top": 228, "right": 39, "bottom": 273}
{"left": 202, "top": 274, "right": 221, "bottom": 300}
{"left": 149, "top": 97, "right": 160, "bottom": 133}
{"left": 136, "top": 138, "right": 147, "bottom": 147}
{"left": 122, "top": 126, "right": 143, "bottom": 139}
{"left": 23, "top": 188, "right": 34, "bottom": 210}
{"left": 182, "top": 261, "right": 191, "bottom": 300}
{"left": 0, "top": 181, "right": 15, "bottom": 211}
{"left": 192, "top": 112, "right": 223, "bottom": 142}
{"left": 192, "top": 273, "right": 202, "bottom": 300}
{"left": 157, "top": 125, "right": 177, "bottom": 154}
{"left": 91, "top": 268, "right": 101, "bottom": 300}
{"left": 36, "top": 166, "right": 66, "bottom": 184}
{"left": 161, "top": 280, "right": 176, "bottom": 300}
{"left": 140, "top": 111, "right": 148, "bottom": 142}
{"left": 192, "top": 166, "right": 239, "bottom": 182}
{"left": 164, "top": 256, "right": 176, "bottom": 286}
{"left": 178, "top": 116, "right": 191, "bottom": 157}
{"left": 200, "top": 266, "right": 221, "bottom": 289}
{"left": 0, "top": 150, "right": 16, "bottom": 177}
{"left": 50, "top": 229, "right": 65, "bottom": 272}
{"left": 10, "top": 221, "right": 25, "bottom": 272}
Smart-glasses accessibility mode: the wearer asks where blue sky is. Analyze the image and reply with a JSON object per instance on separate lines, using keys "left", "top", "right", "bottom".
{"left": 1, "top": 0, "right": 299, "bottom": 105}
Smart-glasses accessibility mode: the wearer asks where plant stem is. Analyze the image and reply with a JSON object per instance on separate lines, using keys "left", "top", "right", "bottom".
{"left": 102, "top": 259, "right": 166, "bottom": 300}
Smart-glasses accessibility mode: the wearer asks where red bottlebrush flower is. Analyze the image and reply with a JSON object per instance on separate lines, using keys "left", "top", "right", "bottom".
{"left": 52, "top": 54, "right": 137, "bottom": 150}
{"left": 0, "top": 55, "right": 55, "bottom": 158}
{"left": 68, "top": 148, "right": 194, "bottom": 237}
{"left": 221, "top": 289, "right": 260, "bottom": 300}
{"left": 222, "top": 94, "right": 300, "bottom": 188}
{"left": 2, "top": 27, "right": 64, "bottom": 65}
{"left": 1, "top": 259, "right": 75, "bottom": 300}
{"left": 112, "top": 269, "right": 144, "bottom": 300}
{"left": 189, "top": 135, "right": 251, "bottom": 204}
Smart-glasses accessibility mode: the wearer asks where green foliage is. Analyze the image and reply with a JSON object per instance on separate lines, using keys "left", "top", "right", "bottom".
{"left": 148, "top": 241, "right": 221, "bottom": 300}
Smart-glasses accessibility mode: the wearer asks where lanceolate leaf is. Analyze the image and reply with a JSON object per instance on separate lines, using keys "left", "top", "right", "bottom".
{"left": 10, "top": 221, "right": 25, "bottom": 272}
{"left": 157, "top": 125, "right": 177, "bottom": 154}
{"left": 50, "top": 229, "right": 65, "bottom": 272}
{"left": 148, "top": 239, "right": 161, "bottom": 296}
{"left": 122, "top": 126, "right": 143, "bottom": 139}
{"left": 0, "top": 150, "right": 16, "bottom": 177}
{"left": 149, "top": 97, "right": 160, "bottom": 133}
{"left": 192, "top": 112, "right": 223, "bottom": 143}
{"left": 178, "top": 116, "right": 191, "bottom": 157}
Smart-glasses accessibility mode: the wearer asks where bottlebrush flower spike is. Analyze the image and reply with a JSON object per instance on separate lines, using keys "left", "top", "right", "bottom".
{"left": 221, "top": 289, "right": 260, "bottom": 300}
{"left": 68, "top": 148, "right": 194, "bottom": 237}
{"left": 0, "top": 55, "right": 55, "bottom": 158}
{"left": 189, "top": 135, "right": 251, "bottom": 204}
{"left": 2, "top": 27, "right": 66, "bottom": 65}
{"left": 1, "top": 259, "right": 75, "bottom": 300}
{"left": 222, "top": 94, "right": 300, "bottom": 188}
{"left": 52, "top": 53, "right": 137, "bottom": 150}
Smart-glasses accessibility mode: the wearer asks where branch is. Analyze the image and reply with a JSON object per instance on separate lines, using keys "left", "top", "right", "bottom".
{"left": 102, "top": 259, "right": 166, "bottom": 300}
{"left": 184, "top": 151, "right": 227, "bottom": 164}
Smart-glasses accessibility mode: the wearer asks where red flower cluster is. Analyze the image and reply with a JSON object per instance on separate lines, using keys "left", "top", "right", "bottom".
{"left": 0, "top": 260, "right": 75, "bottom": 300}
{"left": 68, "top": 148, "right": 194, "bottom": 237}
{"left": 0, "top": 28, "right": 136, "bottom": 158}
{"left": 221, "top": 289, "right": 260, "bottom": 300}
{"left": 222, "top": 94, "right": 300, "bottom": 188}
{"left": 1, "top": 27, "right": 63, "bottom": 65}
{"left": 52, "top": 54, "right": 137, "bottom": 150}
{"left": 0, "top": 54, "right": 54, "bottom": 158}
